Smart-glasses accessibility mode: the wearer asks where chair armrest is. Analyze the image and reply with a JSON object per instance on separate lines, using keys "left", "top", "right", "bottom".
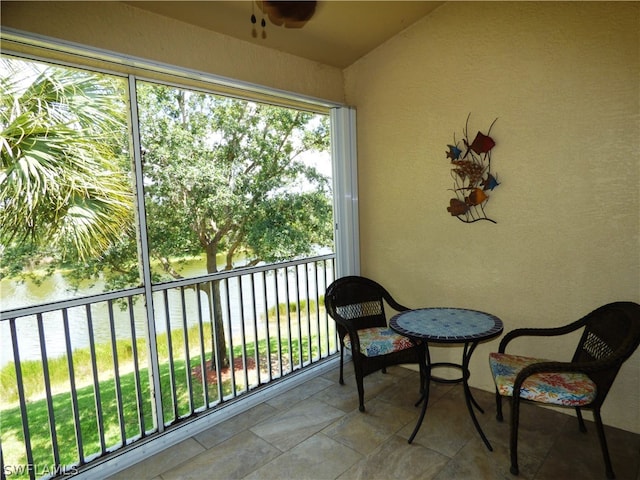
{"left": 498, "top": 316, "right": 588, "bottom": 353}
{"left": 384, "top": 297, "right": 409, "bottom": 313}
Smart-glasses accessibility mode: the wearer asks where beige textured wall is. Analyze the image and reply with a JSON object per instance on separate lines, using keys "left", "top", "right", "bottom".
{"left": 0, "top": 1, "right": 344, "bottom": 103}
{"left": 345, "top": 1, "right": 640, "bottom": 432}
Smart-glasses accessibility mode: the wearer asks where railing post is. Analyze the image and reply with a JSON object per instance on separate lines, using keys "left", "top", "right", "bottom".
{"left": 128, "top": 75, "right": 164, "bottom": 433}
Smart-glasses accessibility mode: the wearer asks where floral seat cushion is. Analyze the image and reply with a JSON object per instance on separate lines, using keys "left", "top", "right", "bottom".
{"left": 344, "top": 327, "right": 414, "bottom": 357}
{"left": 489, "top": 352, "right": 597, "bottom": 407}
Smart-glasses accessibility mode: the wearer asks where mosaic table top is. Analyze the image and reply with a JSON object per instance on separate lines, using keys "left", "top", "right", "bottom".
{"left": 390, "top": 307, "right": 503, "bottom": 343}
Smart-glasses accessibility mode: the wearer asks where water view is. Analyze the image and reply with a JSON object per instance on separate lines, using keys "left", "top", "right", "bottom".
{"left": 0, "top": 258, "right": 333, "bottom": 369}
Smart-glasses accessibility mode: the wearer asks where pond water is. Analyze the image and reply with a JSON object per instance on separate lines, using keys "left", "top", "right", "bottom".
{"left": 0, "top": 259, "right": 333, "bottom": 368}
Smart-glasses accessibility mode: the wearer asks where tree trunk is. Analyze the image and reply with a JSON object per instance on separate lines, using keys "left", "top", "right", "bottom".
{"left": 206, "top": 246, "right": 229, "bottom": 369}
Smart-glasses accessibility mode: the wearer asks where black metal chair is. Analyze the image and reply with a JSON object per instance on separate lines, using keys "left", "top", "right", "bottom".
{"left": 325, "top": 275, "right": 425, "bottom": 412}
{"left": 489, "top": 301, "right": 640, "bottom": 479}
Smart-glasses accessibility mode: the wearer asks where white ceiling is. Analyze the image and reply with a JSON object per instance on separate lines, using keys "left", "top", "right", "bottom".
{"left": 123, "top": 1, "right": 444, "bottom": 68}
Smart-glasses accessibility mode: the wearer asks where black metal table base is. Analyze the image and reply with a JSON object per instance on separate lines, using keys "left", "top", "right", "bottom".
{"left": 407, "top": 342, "right": 493, "bottom": 451}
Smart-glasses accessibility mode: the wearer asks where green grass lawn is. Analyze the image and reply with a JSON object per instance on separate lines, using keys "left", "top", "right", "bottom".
{"left": 0, "top": 333, "right": 320, "bottom": 480}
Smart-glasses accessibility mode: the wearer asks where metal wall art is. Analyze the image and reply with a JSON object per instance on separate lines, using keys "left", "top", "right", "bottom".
{"left": 446, "top": 115, "right": 499, "bottom": 224}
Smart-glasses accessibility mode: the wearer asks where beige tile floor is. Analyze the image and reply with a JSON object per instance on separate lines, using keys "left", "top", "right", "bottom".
{"left": 108, "top": 364, "right": 640, "bottom": 480}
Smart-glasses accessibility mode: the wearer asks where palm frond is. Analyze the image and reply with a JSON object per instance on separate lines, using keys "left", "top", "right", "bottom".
{"left": 0, "top": 56, "right": 133, "bottom": 260}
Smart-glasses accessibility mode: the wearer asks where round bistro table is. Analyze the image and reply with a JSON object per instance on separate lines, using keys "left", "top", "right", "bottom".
{"left": 390, "top": 307, "right": 503, "bottom": 450}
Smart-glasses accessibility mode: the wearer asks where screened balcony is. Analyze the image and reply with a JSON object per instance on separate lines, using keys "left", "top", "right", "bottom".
{"left": 3, "top": 256, "right": 640, "bottom": 480}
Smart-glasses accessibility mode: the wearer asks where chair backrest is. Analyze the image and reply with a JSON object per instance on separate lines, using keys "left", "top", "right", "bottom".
{"left": 573, "top": 301, "right": 640, "bottom": 404}
{"left": 325, "top": 276, "right": 406, "bottom": 332}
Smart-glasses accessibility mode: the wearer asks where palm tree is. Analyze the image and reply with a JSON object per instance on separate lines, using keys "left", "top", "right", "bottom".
{"left": 0, "top": 56, "right": 133, "bottom": 261}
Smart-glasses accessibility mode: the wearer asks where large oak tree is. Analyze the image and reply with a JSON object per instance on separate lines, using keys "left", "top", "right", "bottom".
{"left": 136, "top": 82, "right": 332, "bottom": 366}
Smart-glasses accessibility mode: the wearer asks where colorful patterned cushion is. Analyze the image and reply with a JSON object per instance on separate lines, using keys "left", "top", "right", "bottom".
{"left": 489, "top": 352, "right": 597, "bottom": 407}
{"left": 344, "top": 327, "right": 414, "bottom": 357}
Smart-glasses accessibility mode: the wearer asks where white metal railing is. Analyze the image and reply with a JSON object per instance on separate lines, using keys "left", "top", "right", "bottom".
{"left": 0, "top": 254, "right": 337, "bottom": 480}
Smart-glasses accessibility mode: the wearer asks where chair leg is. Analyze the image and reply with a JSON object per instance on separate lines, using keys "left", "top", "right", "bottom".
{"left": 496, "top": 389, "right": 504, "bottom": 422}
{"left": 593, "top": 409, "right": 615, "bottom": 479}
{"left": 509, "top": 396, "right": 521, "bottom": 476}
{"left": 339, "top": 347, "right": 345, "bottom": 385}
{"left": 350, "top": 357, "right": 366, "bottom": 412}
{"left": 356, "top": 371, "right": 366, "bottom": 412}
{"left": 575, "top": 407, "right": 587, "bottom": 433}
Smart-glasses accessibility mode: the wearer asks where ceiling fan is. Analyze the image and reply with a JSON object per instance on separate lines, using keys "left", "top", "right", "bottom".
{"left": 257, "top": 1, "right": 318, "bottom": 29}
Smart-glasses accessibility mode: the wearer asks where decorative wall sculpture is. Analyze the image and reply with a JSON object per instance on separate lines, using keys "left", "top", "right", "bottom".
{"left": 446, "top": 115, "right": 499, "bottom": 224}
